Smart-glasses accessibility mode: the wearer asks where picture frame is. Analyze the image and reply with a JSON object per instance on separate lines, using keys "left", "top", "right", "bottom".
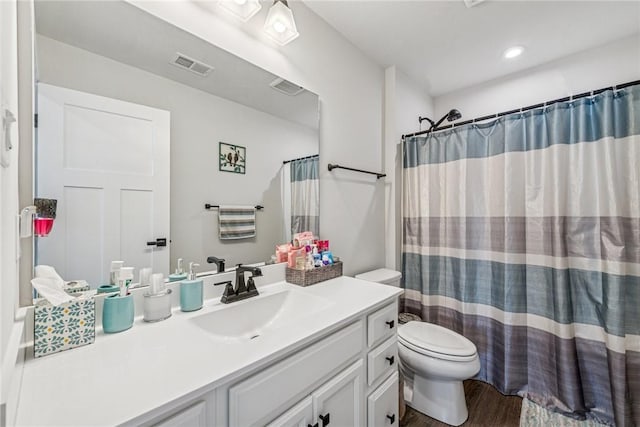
{"left": 219, "top": 142, "right": 246, "bottom": 174}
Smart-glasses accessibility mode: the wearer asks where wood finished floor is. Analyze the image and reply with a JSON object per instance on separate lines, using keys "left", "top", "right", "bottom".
{"left": 400, "top": 380, "right": 523, "bottom": 427}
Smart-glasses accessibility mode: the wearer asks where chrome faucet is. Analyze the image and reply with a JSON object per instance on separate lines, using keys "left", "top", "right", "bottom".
{"left": 213, "top": 264, "right": 262, "bottom": 304}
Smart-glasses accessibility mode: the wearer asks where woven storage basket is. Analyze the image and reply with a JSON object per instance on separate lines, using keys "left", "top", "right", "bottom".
{"left": 286, "top": 261, "right": 343, "bottom": 287}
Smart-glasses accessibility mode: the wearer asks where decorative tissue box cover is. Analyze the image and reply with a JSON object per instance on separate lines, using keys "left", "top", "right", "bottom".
{"left": 286, "top": 261, "right": 343, "bottom": 287}
{"left": 34, "top": 293, "right": 95, "bottom": 358}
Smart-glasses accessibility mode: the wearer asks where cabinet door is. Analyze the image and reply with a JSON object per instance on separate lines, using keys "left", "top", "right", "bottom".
{"left": 312, "top": 360, "right": 364, "bottom": 427}
{"left": 151, "top": 401, "right": 207, "bottom": 427}
{"left": 267, "top": 397, "right": 313, "bottom": 427}
{"left": 367, "top": 372, "right": 399, "bottom": 427}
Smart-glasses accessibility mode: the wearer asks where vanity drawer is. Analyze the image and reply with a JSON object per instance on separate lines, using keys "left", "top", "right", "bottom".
{"left": 228, "top": 320, "right": 363, "bottom": 427}
{"left": 150, "top": 401, "right": 207, "bottom": 427}
{"left": 367, "top": 303, "right": 397, "bottom": 347}
{"left": 367, "top": 371, "right": 399, "bottom": 427}
{"left": 367, "top": 336, "right": 398, "bottom": 386}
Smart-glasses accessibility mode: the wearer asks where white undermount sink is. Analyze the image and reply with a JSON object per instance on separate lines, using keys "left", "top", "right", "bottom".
{"left": 190, "top": 286, "right": 333, "bottom": 340}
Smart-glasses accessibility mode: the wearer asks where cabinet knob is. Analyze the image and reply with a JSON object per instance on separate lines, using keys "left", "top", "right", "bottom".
{"left": 385, "top": 320, "right": 395, "bottom": 329}
{"left": 387, "top": 413, "right": 396, "bottom": 424}
{"left": 385, "top": 355, "right": 395, "bottom": 365}
{"left": 319, "top": 412, "right": 330, "bottom": 427}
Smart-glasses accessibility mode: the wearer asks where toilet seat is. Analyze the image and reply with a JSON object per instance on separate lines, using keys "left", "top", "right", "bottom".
{"left": 398, "top": 321, "right": 478, "bottom": 362}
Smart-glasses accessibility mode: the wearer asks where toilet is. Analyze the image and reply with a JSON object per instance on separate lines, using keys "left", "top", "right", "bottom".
{"left": 354, "top": 269, "right": 480, "bottom": 426}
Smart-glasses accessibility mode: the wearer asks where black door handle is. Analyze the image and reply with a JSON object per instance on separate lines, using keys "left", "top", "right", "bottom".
{"left": 385, "top": 320, "right": 395, "bottom": 329}
{"left": 319, "top": 413, "right": 330, "bottom": 426}
{"left": 387, "top": 413, "right": 396, "bottom": 424}
{"left": 307, "top": 424, "right": 319, "bottom": 427}
{"left": 386, "top": 355, "right": 395, "bottom": 365}
{"left": 146, "top": 238, "right": 167, "bottom": 247}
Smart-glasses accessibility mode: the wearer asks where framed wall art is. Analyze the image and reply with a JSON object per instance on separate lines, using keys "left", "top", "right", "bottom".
{"left": 219, "top": 142, "right": 246, "bottom": 174}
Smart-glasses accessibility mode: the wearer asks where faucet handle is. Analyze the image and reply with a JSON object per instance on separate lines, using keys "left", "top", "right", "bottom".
{"left": 246, "top": 276, "right": 257, "bottom": 293}
{"left": 220, "top": 282, "right": 235, "bottom": 303}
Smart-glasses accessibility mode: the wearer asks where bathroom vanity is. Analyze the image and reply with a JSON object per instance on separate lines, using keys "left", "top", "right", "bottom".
{"left": 14, "top": 274, "right": 402, "bottom": 426}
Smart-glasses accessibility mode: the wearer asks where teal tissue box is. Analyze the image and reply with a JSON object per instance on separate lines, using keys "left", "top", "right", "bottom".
{"left": 34, "top": 293, "right": 95, "bottom": 358}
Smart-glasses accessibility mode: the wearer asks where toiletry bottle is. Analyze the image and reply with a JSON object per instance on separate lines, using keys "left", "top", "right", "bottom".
{"left": 168, "top": 258, "right": 188, "bottom": 282}
{"left": 98, "top": 261, "right": 123, "bottom": 294}
{"left": 180, "top": 262, "right": 203, "bottom": 312}
{"left": 118, "top": 267, "right": 134, "bottom": 296}
{"left": 110, "top": 261, "right": 124, "bottom": 286}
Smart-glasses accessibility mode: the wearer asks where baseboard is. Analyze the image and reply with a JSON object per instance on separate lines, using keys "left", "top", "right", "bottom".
{"left": 1, "top": 309, "right": 27, "bottom": 427}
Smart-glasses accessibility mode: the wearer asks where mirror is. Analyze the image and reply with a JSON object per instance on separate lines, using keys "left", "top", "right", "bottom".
{"left": 33, "top": 1, "right": 319, "bottom": 289}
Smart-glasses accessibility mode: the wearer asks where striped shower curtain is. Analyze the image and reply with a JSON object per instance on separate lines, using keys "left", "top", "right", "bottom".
{"left": 401, "top": 85, "right": 639, "bottom": 426}
{"left": 290, "top": 156, "right": 319, "bottom": 236}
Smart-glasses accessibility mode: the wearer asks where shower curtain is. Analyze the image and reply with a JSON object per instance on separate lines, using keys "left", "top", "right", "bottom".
{"left": 401, "top": 84, "right": 639, "bottom": 426}
{"left": 290, "top": 156, "right": 319, "bottom": 237}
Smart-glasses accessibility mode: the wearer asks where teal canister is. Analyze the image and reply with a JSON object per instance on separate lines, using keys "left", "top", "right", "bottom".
{"left": 97, "top": 284, "right": 120, "bottom": 294}
{"left": 102, "top": 294, "right": 134, "bottom": 333}
{"left": 180, "top": 262, "right": 203, "bottom": 312}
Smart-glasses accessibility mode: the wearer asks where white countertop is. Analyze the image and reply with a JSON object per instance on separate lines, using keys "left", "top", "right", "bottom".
{"left": 15, "top": 276, "right": 402, "bottom": 426}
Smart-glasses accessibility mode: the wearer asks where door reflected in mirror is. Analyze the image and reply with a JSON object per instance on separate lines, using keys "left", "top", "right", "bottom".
{"left": 33, "top": 0, "right": 319, "bottom": 291}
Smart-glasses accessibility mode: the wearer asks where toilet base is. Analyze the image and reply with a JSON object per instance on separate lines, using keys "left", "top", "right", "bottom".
{"left": 404, "top": 375, "right": 469, "bottom": 426}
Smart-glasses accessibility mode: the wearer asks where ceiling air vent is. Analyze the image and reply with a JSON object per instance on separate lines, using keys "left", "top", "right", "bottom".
{"left": 171, "top": 53, "right": 213, "bottom": 76}
{"left": 269, "top": 78, "right": 305, "bottom": 96}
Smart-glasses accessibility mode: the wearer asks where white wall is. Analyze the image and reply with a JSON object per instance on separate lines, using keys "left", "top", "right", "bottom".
{"left": 36, "top": 35, "right": 318, "bottom": 272}
{"left": 435, "top": 35, "right": 640, "bottom": 120}
{"left": 128, "top": 1, "right": 386, "bottom": 276}
{"left": 0, "top": 0, "right": 21, "bottom": 419}
{"left": 383, "top": 66, "right": 432, "bottom": 270}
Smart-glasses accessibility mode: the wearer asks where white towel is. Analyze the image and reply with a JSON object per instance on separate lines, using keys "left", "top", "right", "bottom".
{"left": 219, "top": 205, "right": 256, "bottom": 240}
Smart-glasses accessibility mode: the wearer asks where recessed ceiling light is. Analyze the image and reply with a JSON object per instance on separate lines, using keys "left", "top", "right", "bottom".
{"left": 503, "top": 46, "right": 524, "bottom": 59}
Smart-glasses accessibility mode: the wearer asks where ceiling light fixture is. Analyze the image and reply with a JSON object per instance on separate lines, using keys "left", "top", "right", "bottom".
{"left": 264, "top": 0, "right": 299, "bottom": 46}
{"left": 503, "top": 46, "right": 524, "bottom": 59}
{"left": 218, "top": 0, "right": 262, "bottom": 22}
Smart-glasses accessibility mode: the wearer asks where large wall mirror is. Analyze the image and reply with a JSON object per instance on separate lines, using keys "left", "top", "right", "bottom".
{"left": 33, "top": 1, "right": 319, "bottom": 288}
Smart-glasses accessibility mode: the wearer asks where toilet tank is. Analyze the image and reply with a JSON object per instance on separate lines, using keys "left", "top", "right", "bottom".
{"left": 355, "top": 268, "right": 402, "bottom": 287}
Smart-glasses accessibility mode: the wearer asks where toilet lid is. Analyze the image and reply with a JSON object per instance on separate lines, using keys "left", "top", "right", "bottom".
{"left": 398, "top": 321, "right": 477, "bottom": 359}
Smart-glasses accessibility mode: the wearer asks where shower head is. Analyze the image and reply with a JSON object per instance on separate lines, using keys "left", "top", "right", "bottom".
{"left": 419, "top": 108, "right": 462, "bottom": 132}
{"left": 446, "top": 109, "right": 462, "bottom": 121}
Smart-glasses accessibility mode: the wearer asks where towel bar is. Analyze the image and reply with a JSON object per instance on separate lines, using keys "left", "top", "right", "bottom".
{"left": 205, "top": 204, "right": 264, "bottom": 210}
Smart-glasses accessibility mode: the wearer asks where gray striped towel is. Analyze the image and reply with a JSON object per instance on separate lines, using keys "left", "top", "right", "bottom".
{"left": 218, "top": 206, "right": 256, "bottom": 240}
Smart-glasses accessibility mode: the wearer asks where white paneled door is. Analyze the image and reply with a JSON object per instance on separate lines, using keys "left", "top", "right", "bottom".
{"left": 36, "top": 83, "right": 170, "bottom": 287}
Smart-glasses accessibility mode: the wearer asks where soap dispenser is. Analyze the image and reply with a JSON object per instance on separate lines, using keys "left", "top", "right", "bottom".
{"left": 168, "top": 258, "right": 188, "bottom": 282}
{"left": 180, "top": 262, "right": 203, "bottom": 312}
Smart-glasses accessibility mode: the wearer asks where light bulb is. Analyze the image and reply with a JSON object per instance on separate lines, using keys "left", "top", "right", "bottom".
{"left": 263, "top": 0, "right": 299, "bottom": 45}
{"left": 503, "top": 46, "right": 524, "bottom": 59}
{"left": 273, "top": 21, "right": 286, "bottom": 33}
{"left": 218, "top": 0, "right": 261, "bottom": 22}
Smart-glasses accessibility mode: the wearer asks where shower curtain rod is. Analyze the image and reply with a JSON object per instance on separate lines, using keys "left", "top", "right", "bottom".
{"left": 401, "top": 79, "right": 640, "bottom": 140}
{"left": 327, "top": 163, "right": 386, "bottom": 179}
{"left": 282, "top": 154, "right": 319, "bottom": 164}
